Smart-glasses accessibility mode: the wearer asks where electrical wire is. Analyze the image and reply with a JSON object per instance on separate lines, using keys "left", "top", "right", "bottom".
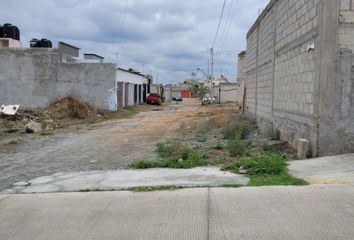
{"left": 220, "top": 0, "right": 240, "bottom": 50}
{"left": 217, "top": 0, "right": 235, "bottom": 50}
{"left": 212, "top": 0, "right": 227, "bottom": 48}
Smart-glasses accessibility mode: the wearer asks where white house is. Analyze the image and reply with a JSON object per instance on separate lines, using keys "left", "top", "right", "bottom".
{"left": 116, "top": 68, "right": 152, "bottom": 108}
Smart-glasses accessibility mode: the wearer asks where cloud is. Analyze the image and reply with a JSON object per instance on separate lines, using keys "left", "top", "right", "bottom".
{"left": 0, "top": 0, "right": 270, "bottom": 83}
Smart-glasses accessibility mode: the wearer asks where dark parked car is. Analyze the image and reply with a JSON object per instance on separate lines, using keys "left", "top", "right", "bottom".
{"left": 173, "top": 94, "right": 183, "bottom": 102}
{"left": 146, "top": 93, "right": 162, "bottom": 105}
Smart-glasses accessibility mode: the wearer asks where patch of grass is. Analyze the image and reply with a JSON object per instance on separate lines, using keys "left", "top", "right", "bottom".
{"left": 222, "top": 120, "right": 251, "bottom": 140}
{"left": 9, "top": 139, "right": 19, "bottom": 144}
{"left": 197, "top": 134, "right": 207, "bottom": 142}
{"left": 0, "top": 131, "right": 6, "bottom": 140}
{"left": 262, "top": 143, "right": 288, "bottom": 154}
{"left": 195, "top": 120, "right": 212, "bottom": 143}
{"left": 209, "top": 155, "right": 228, "bottom": 165}
{"left": 129, "top": 185, "right": 183, "bottom": 192}
{"left": 39, "top": 131, "right": 54, "bottom": 136}
{"left": 222, "top": 154, "right": 308, "bottom": 186}
{"left": 215, "top": 142, "right": 224, "bottom": 150}
{"left": 227, "top": 139, "right": 251, "bottom": 157}
{"left": 128, "top": 160, "right": 161, "bottom": 169}
{"left": 249, "top": 172, "right": 308, "bottom": 186}
{"left": 102, "top": 107, "right": 138, "bottom": 120}
{"left": 156, "top": 140, "right": 179, "bottom": 158}
{"left": 130, "top": 141, "right": 209, "bottom": 169}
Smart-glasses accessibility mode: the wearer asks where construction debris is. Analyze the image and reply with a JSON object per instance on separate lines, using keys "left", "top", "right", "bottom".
{"left": 0, "top": 105, "right": 20, "bottom": 116}
{"left": 25, "top": 121, "right": 42, "bottom": 133}
{"left": 44, "top": 95, "right": 98, "bottom": 120}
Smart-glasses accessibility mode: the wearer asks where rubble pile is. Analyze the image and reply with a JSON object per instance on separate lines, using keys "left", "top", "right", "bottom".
{"left": 44, "top": 95, "right": 98, "bottom": 120}
{"left": 0, "top": 95, "right": 99, "bottom": 137}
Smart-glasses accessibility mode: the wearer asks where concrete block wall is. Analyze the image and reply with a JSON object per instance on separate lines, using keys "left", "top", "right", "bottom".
{"left": 0, "top": 48, "right": 117, "bottom": 110}
{"left": 317, "top": 0, "right": 354, "bottom": 155}
{"left": 243, "top": 0, "right": 354, "bottom": 156}
{"left": 220, "top": 84, "right": 237, "bottom": 103}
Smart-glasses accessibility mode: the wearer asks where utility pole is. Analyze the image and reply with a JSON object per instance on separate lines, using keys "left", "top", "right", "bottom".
{"left": 210, "top": 47, "right": 214, "bottom": 97}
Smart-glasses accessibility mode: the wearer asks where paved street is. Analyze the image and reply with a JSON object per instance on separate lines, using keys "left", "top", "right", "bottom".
{"left": 1, "top": 185, "right": 354, "bottom": 240}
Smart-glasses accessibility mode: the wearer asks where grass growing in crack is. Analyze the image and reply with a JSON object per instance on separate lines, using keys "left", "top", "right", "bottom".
{"left": 129, "top": 185, "right": 183, "bottom": 192}
{"left": 222, "top": 154, "right": 308, "bottom": 186}
{"left": 129, "top": 140, "right": 209, "bottom": 169}
{"left": 221, "top": 184, "right": 242, "bottom": 188}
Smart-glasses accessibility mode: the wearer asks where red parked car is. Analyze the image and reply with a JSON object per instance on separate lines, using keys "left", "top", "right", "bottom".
{"left": 146, "top": 93, "right": 162, "bottom": 105}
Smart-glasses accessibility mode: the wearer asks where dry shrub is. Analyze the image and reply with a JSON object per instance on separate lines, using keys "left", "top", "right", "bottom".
{"left": 45, "top": 94, "right": 97, "bottom": 120}
{"left": 213, "top": 113, "right": 231, "bottom": 128}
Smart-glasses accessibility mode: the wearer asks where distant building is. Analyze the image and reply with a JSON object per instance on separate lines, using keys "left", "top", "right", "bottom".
{"left": 84, "top": 53, "right": 104, "bottom": 63}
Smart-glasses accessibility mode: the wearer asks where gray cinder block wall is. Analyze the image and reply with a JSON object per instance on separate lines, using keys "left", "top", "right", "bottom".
{"left": 243, "top": 0, "right": 354, "bottom": 156}
{"left": 0, "top": 48, "right": 116, "bottom": 110}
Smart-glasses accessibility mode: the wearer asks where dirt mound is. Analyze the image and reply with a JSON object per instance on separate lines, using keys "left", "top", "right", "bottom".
{"left": 45, "top": 95, "right": 98, "bottom": 120}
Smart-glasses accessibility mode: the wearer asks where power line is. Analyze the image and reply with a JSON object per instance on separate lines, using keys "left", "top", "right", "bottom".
{"left": 212, "top": 0, "right": 227, "bottom": 48}
{"left": 220, "top": 0, "right": 240, "bottom": 50}
{"left": 217, "top": 0, "right": 235, "bottom": 49}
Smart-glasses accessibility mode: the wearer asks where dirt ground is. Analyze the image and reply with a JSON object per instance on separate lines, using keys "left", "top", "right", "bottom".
{"left": 0, "top": 99, "right": 239, "bottom": 191}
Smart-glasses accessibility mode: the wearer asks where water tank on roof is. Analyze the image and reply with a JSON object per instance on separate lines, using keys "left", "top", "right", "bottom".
{"left": 0, "top": 25, "right": 3, "bottom": 38}
{"left": 39, "top": 38, "right": 52, "bottom": 48}
{"left": 30, "top": 38, "right": 53, "bottom": 48}
{"left": 30, "top": 38, "right": 40, "bottom": 48}
{"left": 2, "top": 23, "right": 20, "bottom": 40}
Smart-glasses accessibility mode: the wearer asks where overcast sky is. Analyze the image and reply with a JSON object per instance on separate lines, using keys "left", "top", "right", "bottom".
{"left": 0, "top": 0, "right": 269, "bottom": 84}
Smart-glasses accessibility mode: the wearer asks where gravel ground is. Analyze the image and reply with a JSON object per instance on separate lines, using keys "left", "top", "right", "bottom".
{"left": 0, "top": 99, "right": 236, "bottom": 191}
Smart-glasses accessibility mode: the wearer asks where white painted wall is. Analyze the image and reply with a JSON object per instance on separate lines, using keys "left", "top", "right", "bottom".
{"left": 117, "top": 69, "right": 147, "bottom": 85}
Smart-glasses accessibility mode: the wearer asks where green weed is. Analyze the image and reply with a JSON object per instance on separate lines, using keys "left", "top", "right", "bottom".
{"left": 130, "top": 141, "right": 209, "bottom": 169}
{"left": 223, "top": 121, "right": 251, "bottom": 140}
{"left": 222, "top": 154, "right": 308, "bottom": 186}
{"left": 227, "top": 139, "right": 251, "bottom": 157}
{"left": 129, "top": 185, "right": 183, "bottom": 192}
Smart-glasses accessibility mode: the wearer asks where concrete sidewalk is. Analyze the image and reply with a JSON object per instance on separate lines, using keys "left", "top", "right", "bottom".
{"left": 8, "top": 167, "right": 249, "bottom": 194}
{"left": 1, "top": 185, "right": 354, "bottom": 240}
{"left": 289, "top": 154, "right": 354, "bottom": 184}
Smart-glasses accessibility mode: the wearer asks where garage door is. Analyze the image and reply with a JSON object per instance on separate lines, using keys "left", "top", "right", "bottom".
{"left": 181, "top": 90, "right": 191, "bottom": 98}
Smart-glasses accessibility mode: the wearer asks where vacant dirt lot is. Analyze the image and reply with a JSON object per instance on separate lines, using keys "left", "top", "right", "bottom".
{"left": 0, "top": 99, "right": 239, "bottom": 191}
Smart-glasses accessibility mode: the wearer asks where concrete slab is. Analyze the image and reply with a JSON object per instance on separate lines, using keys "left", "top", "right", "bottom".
{"left": 209, "top": 185, "right": 354, "bottom": 239}
{"left": 289, "top": 154, "right": 354, "bottom": 184}
{"left": 10, "top": 167, "right": 249, "bottom": 193}
{"left": 0, "top": 189, "right": 209, "bottom": 240}
{"left": 1, "top": 185, "right": 354, "bottom": 240}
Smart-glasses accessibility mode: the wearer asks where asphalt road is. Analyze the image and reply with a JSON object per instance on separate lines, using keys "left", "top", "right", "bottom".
{"left": 1, "top": 185, "right": 354, "bottom": 240}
